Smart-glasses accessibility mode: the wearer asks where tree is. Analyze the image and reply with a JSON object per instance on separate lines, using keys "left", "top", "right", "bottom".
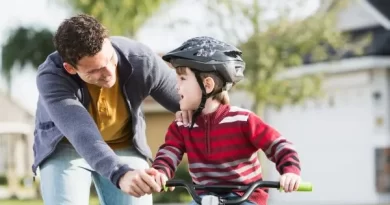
{"left": 1, "top": 0, "right": 174, "bottom": 93}
{"left": 1, "top": 27, "right": 54, "bottom": 94}
{"left": 204, "top": 0, "right": 371, "bottom": 116}
{"left": 55, "top": 0, "right": 174, "bottom": 37}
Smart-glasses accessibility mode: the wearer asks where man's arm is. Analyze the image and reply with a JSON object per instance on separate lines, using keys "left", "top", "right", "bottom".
{"left": 36, "top": 70, "right": 131, "bottom": 186}
{"left": 147, "top": 52, "right": 181, "bottom": 113}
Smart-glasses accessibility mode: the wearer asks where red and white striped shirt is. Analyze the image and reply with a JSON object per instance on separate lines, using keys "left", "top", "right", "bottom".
{"left": 152, "top": 104, "right": 301, "bottom": 205}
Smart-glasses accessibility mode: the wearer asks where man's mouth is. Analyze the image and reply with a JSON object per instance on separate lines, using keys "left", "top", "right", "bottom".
{"left": 100, "top": 78, "right": 110, "bottom": 83}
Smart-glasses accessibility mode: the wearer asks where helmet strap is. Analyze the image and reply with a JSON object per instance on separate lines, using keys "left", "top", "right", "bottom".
{"left": 190, "top": 71, "right": 223, "bottom": 129}
{"left": 190, "top": 72, "right": 207, "bottom": 128}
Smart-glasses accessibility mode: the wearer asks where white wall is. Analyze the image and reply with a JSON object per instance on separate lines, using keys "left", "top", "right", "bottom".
{"left": 264, "top": 70, "right": 390, "bottom": 205}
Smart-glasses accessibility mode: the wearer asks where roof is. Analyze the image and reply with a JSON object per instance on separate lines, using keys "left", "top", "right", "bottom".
{"left": 0, "top": 91, "right": 35, "bottom": 118}
{"left": 319, "top": 0, "right": 390, "bottom": 31}
{"left": 299, "top": 0, "right": 390, "bottom": 64}
{"left": 280, "top": 56, "right": 390, "bottom": 79}
{"left": 282, "top": 1, "right": 390, "bottom": 77}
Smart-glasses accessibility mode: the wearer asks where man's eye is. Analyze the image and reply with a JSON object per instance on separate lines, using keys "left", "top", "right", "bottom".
{"left": 89, "top": 69, "right": 99, "bottom": 74}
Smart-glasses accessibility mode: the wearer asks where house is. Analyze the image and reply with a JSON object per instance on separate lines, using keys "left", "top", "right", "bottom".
{"left": 265, "top": 0, "right": 390, "bottom": 204}
{"left": 0, "top": 91, "right": 35, "bottom": 199}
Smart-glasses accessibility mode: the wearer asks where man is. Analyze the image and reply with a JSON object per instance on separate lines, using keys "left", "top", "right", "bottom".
{"left": 33, "top": 14, "right": 190, "bottom": 205}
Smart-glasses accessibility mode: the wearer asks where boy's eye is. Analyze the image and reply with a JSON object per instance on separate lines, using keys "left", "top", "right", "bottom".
{"left": 180, "top": 77, "right": 186, "bottom": 80}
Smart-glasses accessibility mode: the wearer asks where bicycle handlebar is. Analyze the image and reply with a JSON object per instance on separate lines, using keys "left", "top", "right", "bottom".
{"left": 164, "top": 179, "right": 312, "bottom": 204}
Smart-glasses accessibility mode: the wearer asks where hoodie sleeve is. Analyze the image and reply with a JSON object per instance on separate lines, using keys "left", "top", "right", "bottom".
{"left": 245, "top": 112, "right": 301, "bottom": 175}
{"left": 152, "top": 121, "right": 185, "bottom": 179}
{"left": 36, "top": 68, "right": 131, "bottom": 187}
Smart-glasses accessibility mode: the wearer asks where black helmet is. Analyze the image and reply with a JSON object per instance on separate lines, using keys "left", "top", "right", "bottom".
{"left": 163, "top": 36, "right": 246, "bottom": 128}
{"left": 162, "top": 36, "right": 245, "bottom": 89}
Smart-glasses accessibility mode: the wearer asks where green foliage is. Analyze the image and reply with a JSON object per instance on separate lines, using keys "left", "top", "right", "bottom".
{"left": 1, "top": 27, "right": 55, "bottom": 91}
{"left": 0, "top": 175, "right": 7, "bottom": 185}
{"left": 55, "top": 0, "right": 174, "bottom": 37}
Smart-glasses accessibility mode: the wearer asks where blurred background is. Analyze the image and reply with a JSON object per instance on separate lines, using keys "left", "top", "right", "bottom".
{"left": 0, "top": 0, "right": 390, "bottom": 204}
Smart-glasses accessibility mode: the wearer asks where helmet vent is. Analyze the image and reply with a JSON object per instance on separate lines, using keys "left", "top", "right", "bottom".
{"left": 224, "top": 50, "right": 241, "bottom": 58}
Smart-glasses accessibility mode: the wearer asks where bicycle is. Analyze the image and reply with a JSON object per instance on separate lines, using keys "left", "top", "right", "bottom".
{"left": 163, "top": 179, "right": 313, "bottom": 205}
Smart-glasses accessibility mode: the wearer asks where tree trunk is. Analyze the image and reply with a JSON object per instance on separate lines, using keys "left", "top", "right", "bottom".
{"left": 5, "top": 72, "right": 12, "bottom": 97}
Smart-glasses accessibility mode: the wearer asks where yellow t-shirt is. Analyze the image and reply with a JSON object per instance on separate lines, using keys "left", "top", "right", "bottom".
{"left": 86, "top": 73, "right": 133, "bottom": 150}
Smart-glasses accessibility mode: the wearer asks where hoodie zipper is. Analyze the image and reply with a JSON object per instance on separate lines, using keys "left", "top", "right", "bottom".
{"left": 122, "top": 84, "right": 152, "bottom": 162}
{"left": 205, "top": 116, "right": 211, "bottom": 154}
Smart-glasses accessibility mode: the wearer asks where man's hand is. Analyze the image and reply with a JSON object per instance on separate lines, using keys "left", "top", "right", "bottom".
{"left": 280, "top": 173, "right": 301, "bottom": 192}
{"left": 119, "top": 168, "right": 161, "bottom": 197}
{"left": 175, "top": 110, "right": 193, "bottom": 126}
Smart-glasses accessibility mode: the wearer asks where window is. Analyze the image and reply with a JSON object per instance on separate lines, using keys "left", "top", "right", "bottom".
{"left": 375, "top": 147, "right": 390, "bottom": 193}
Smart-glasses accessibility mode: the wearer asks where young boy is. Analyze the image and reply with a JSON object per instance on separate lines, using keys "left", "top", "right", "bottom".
{"left": 152, "top": 36, "right": 301, "bottom": 205}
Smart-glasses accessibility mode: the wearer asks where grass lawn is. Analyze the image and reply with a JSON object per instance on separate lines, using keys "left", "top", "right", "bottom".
{"left": 1, "top": 199, "right": 389, "bottom": 205}
{"left": 0, "top": 198, "right": 100, "bottom": 205}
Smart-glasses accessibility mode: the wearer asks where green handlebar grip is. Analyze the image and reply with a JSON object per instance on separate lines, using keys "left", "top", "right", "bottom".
{"left": 279, "top": 182, "right": 313, "bottom": 192}
{"left": 163, "top": 185, "right": 168, "bottom": 192}
{"left": 297, "top": 182, "right": 312, "bottom": 191}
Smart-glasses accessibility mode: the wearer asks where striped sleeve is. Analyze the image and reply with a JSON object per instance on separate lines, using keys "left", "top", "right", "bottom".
{"left": 245, "top": 113, "right": 301, "bottom": 175}
{"left": 152, "top": 121, "right": 185, "bottom": 179}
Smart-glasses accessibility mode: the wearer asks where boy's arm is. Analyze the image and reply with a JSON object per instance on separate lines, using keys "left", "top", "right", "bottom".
{"left": 152, "top": 122, "right": 186, "bottom": 179}
{"left": 245, "top": 113, "right": 301, "bottom": 175}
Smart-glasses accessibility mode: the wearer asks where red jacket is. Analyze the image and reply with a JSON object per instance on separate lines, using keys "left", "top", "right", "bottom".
{"left": 152, "top": 104, "right": 301, "bottom": 205}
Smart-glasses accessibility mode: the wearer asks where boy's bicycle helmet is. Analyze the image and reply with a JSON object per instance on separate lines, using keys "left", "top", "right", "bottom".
{"left": 162, "top": 36, "right": 246, "bottom": 128}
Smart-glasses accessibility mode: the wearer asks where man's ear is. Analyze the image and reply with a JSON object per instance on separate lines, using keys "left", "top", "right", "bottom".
{"left": 203, "top": 77, "right": 215, "bottom": 94}
{"left": 63, "top": 62, "right": 77, "bottom": 75}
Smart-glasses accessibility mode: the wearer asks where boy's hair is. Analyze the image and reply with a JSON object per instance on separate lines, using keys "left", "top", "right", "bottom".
{"left": 176, "top": 67, "right": 230, "bottom": 105}
{"left": 53, "top": 14, "right": 109, "bottom": 67}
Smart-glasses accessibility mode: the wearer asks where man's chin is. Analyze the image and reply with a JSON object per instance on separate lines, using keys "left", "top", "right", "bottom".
{"left": 100, "top": 79, "right": 116, "bottom": 88}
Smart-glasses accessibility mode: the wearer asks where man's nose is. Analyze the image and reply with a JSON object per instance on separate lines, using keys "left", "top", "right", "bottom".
{"left": 175, "top": 83, "right": 180, "bottom": 91}
{"left": 101, "top": 67, "right": 111, "bottom": 77}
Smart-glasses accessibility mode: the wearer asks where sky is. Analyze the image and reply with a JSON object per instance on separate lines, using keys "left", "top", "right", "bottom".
{"left": 0, "top": 0, "right": 320, "bottom": 114}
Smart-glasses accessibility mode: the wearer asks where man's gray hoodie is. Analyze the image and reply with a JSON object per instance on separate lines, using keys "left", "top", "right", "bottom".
{"left": 32, "top": 36, "right": 180, "bottom": 187}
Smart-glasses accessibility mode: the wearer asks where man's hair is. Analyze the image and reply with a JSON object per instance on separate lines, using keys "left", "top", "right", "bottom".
{"left": 53, "top": 14, "right": 109, "bottom": 66}
{"left": 176, "top": 67, "right": 230, "bottom": 105}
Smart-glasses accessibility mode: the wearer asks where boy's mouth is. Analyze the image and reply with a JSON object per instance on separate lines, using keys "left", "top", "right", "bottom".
{"left": 180, "top": 95, "right": 184, "bottom": 99}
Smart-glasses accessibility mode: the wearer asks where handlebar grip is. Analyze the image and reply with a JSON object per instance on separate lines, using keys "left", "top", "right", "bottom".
{"left": 279, "top": 182, "right": 313, "bottom": 192}
{"left": 297, "top": 182, "right": 312, "bottom": 191}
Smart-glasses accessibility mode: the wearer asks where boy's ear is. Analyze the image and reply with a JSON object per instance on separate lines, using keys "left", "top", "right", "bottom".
{"left": 203, "top": 77, "right": 215, "bottom": 94}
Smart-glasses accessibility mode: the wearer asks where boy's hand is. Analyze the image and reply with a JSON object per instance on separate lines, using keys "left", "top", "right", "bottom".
{"left": 154, "top": 171, "right": 175, "bottom": 192}
{"left": 280, "top": 173, "right": 301, "bottom": 192}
